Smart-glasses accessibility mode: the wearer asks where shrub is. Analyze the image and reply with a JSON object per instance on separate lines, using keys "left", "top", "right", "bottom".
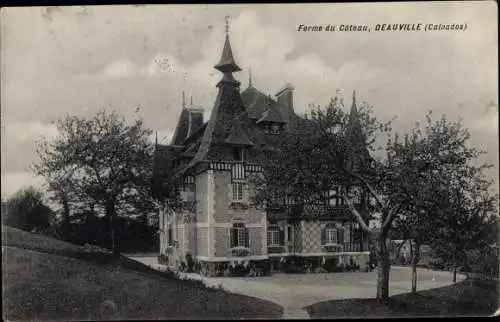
{"left": 185, "top": 253, "right": 194, "bottom": 272}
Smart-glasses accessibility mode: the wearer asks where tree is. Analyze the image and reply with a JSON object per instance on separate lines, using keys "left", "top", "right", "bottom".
{"left": 252, "top": 91, "right": 478, "bottom": 300}
{"left": 34, "top": 110, "right": 158, "bottom": 257}
{"left": 429, "top": 161, "right": 497, "bottom": 283}
{"left": 3, "top": 186, "right": 53, "bottom": 232}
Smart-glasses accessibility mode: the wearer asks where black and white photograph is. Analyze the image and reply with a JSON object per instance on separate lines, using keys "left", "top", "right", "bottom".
{"left": 1, "top": 2, "right": 498, "bottom": 320}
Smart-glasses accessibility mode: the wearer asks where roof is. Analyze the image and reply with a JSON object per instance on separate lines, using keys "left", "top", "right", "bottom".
{"left": 241, "top": 86, "right": 277, "bottom": 120}
{"left": 224, "top": 116, "right": 255, "bottom": 146}
{"left": 257, "top": 106, "right": 287, "bottom": 124}
{"left": 171, "top": 108, "right": 190, "bottom": 145}
{"left": 214, "top": 35, "right": 241, "bottom": 73}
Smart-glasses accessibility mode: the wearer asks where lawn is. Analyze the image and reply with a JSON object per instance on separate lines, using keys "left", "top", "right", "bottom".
{"left": 306, "top": 278, "right": 499, "bottom": 318}
{"left": 2, "top": 226, "right": 283, "bottom": 320}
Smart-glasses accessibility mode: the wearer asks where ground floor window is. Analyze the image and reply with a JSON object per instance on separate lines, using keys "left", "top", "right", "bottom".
{"left": 167, "top": 227, "right": 173, "bottom": 246}
{"left": 322, "top": 223, "right": 344, "bottom": 245}
{"left": 231, "top": 222, "right": 249, "bottom": 248}
{"left": 267, "top": 225, "right": 284, "bottom": 246}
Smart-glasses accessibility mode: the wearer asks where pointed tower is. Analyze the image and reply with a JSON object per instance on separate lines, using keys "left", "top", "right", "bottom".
{"left": 346, "top": 90, "right": 371, "bottom": 172}
{"left": 184, "top": 16, "right": 255, "bottom": 169}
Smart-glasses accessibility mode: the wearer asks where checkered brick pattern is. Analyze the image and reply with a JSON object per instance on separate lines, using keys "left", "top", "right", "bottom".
{"left": 301, "top": 221, "right": 327, "bottom": 253}
{"left": 293, "top": 222, "right": 302, "bottom": 252}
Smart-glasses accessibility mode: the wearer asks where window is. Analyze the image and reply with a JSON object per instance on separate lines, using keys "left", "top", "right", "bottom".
{"left": 348, "top": 186, "right": 361, "bottom": 204}
{"left": 328, "top": 186, "right": 343, "bottom": 206}
{"left": 267, "top": 225, "right": 284, "bottom": 246}
{"left": 322, "top": 223, "right": 344, "bottom": 245}
{"left": 287, "top": 225, "right": 293, "bottom": 242}
{"left": 270, "top": 124, "right": 281, "bottom": 135}
{"left": 232, "top": 182, "right": 245, "bottom": 202}
{"left": 233, "top": 148, "right": 244, "bottom": 161}
{"left": 167, "top": 227, "right": 173, "bottom": 246}
{"left": 231, "top": 223, "right": 249, "bottom": 248}
{"left": 326, "top": 226, "right": 337, "bottom": 244}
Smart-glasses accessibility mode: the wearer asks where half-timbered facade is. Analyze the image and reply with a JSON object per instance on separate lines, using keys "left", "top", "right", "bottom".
{"left": 154, "top": 23, "right": 371, "bottom": 276}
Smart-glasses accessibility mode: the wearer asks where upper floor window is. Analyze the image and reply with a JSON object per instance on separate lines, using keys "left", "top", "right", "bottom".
{"left": 233, "top": 148, "right": 244, "bottom": 161}
{"left": 270, "top": 124, "right": 281, "bottom": 135}
{"left": 328, "top": 186, "right": 344, "bottom": 206}
{"left": 231, "top": 222, "right": 249, "bottom": 248}
{"left": 232, "top": 182, "right": 245, "bottom": 202}
{"left": 349, "top": 186, "right": 361, "bottom": 204}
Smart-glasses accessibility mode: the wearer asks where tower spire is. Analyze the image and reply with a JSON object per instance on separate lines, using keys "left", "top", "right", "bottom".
{"left": 182, "top": 91, "right": 186, "bottom": 109}
{"left": 248, "top": 66, "right": 253, "bottom": 87}
{"left": 214, "top": 15, "right": 242, "bottom": 87}
{"left": 352, "top": 90, "right": 356, "bottom": 109}
{"left": 190, "top": 95, "right": 193, "bottom": 106}
{"left": 225, "top": 15, "right": 230, "bottom": 35}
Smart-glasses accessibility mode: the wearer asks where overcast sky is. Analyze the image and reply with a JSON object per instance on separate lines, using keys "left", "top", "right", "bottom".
{"left": 1, "top": 3, "right": 498, "bottom": 200}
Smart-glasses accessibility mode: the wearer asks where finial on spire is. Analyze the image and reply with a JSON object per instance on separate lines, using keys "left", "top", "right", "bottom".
{"left": 225, "top": 15, "right": 230, "bottom": 35}
{"left": 182, "top": 91, "right": 186, "bottom": 109}
{"left": 352, "top": 90, "right": 356, "bottom": 107}
{"left": 249, "top": 66, "right": 253, "bottom": 87}
{"left": 190, "top": 95, "right": 193, "bottom": 106}
{"left": 155, "top": 131, "right": 158, "bottom": 145}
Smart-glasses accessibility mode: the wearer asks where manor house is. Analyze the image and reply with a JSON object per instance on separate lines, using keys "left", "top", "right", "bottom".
{"left": 154, "top": 22, "right": 371, "bottom": 276}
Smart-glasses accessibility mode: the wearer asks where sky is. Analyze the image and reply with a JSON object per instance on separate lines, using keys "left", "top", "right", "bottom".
{"left": 1, "top": 3, "right": 498, "bottom": 200}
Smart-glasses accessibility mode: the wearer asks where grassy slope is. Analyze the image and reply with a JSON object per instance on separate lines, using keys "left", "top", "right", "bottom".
{"left": 2, "top": 227, "right": 283, "bottom": 320}
{"left": 306, "top": 278, "right": 499, "bottom": 318}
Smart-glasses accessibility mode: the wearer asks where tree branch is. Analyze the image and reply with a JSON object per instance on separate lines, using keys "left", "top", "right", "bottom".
{"left": 345, "top": 170, "right": 385, "bottom": 209}
{"left": 342, "top": 194, "right": 372, "bottom": 233}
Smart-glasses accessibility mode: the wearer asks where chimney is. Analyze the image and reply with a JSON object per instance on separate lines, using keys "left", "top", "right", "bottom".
{"left": 275, "top": 83, "right": 295, "bottom": 126}
{"left": 186, "top": 96, "right": 204, "bottom": 137}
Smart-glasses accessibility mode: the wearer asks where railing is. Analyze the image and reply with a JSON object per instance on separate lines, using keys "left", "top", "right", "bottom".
{"left": 322, "top": 243, "right": 362, "bottom": 253}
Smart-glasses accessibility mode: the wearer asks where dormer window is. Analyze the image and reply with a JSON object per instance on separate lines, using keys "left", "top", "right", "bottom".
{"left": 270, "top": 124, "right": 281, "bottom": 135}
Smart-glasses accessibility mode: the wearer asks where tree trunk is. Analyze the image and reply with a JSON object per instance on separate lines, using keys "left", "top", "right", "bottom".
{"left": 106, "top": 202, "right": 119, "bottom": 258}
{"left": 411, "top": 241, "right": 420, "bottom": 293}
{"left": 376, "top": 234, "right": 391, "bottom": 301}
{"left": 452, "top": 251, "right": 457, "bottom": 283}
{"left": 61, "top": 197, "right": 71, "bottom": 241}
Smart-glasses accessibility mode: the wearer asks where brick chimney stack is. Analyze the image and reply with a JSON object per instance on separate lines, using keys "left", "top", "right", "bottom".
{"left": 275, "top": 83, "right": 295, "bottom": 127}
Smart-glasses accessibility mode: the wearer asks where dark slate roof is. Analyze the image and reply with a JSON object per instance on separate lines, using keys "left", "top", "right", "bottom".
{"left": 257, "top": 105, "right": 287, "bottom": 124}
{"left": 241, "top": 86, "right": 277, "bottom": 120}
{"left": 214, "top": 35, "right": 241, "bottom": 73}
{"left": 153, "top": 144, "right": 183, "bottom": 175}
{"left": 224, "top": 116, "right": 255, "bottom": 146}
{"left": 171, "top": 108, "right": 190, "bottom": 145}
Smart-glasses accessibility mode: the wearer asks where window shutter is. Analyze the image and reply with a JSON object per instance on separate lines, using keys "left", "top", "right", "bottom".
{"left": 337, "top": 229, "right": 344, "bottom": 244}
{"left": 244, "top": 228, "right": 249, "bottom": 247}
{"left": 279, "top": 229, "right": 285, "bottom": 245}
{"left": 231, "top": 227, "right": 237, "bottom": 247}
{"left": 344, "top": 226, "right": 351, "bottom": 243}
{"left": 321, "top": 228, "right": 326, "bottom": 245}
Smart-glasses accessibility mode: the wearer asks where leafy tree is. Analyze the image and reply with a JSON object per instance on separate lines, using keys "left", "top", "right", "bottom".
{"left": 3, "top": 186, "right": 53, "bottom": 232}
{"left": 34, "top": 110, "right": 159, "bottom": 256}
{"left": 252, "top": 91, "right": 479, "bottom": 300}
{"left": 429, "top": 161, "right": 497, "bottom": 282}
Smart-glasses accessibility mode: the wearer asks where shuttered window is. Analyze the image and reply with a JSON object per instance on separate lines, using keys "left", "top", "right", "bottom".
{"left": 322, "top": 223, "right": 347, "bottom": 245}
{"left": 267, "top": 225, "right": 284, "bottom": 246}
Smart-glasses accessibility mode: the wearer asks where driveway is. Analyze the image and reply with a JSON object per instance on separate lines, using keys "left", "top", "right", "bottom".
{"left": 127, "top": 256, "right": 465, "bottom": 319}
